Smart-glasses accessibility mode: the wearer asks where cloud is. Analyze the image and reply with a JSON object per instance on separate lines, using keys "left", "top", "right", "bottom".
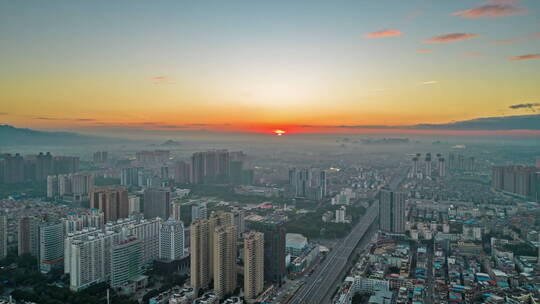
{"left": 0, "top": 112, "right": 8, "bottom": 115}
{"left": 152, "top": 76, "right": 176, "bottom": 85}
{"left": 489, "top": 39, "right": 524, "bottom": 45}
{"left": 416, "top": 48, "right": 433, "bottom": 53}
{"left": 406, "top": 10, "right": 423, "bottom": 20}
{"left": 509, "top": 103, "right": 540, "bottom": 112}
{"left": 451, "top": 0, "right": 527, "bottom": 19}
{"left": 33, "top": 117, "right": 62, "bottom": 121}
{"left": 490, "top": 32, "right": 540, "bottom": 45}
{"left": 508, "top": 54, "right": 540, "bottom": 61}
{"left": 422, "top": 33, "right": 480, "bottom": 44}
{"left": 461, "top": 51, "right": 485, "bottom": 58}
{"left": 33, "top": 116, "right": 96, "bottom": 122}
{"left": 363, "top": 29, "right": 403, "bottom": 38}
{"left": 154, "top": 125, "right": 189, "bottom": 129}
{"left": 422, "top": 81, "right": 439, "bottom": 85}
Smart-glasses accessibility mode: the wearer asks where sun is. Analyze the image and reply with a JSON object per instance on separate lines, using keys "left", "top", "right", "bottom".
{"left": 273, "top": 129, "right": 286, "bottom": 136}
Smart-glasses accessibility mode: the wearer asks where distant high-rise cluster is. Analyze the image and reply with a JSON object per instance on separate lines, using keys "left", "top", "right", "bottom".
{"left": 92, "top": 151, "right": 108, "bottom": 164}
{"left": 448, "top": 152, "right": 475, "bottom": 171}
{"left": 410, "top": 151, "right": 476, "bottom": 179}
{"left": 288, "top": 168, "right": 327, "bottom": 200}
{"left": 136, "top": 150, "right": 170, "bottom": 165}
{"left": 492, "top": 165, "right": 540, "bottom": 201}
{"left": 174, "top": 161, "right": 192, "bottom": 184}
{"left": 0, "top": 152, "right": 79, "bottom": 184}
{"left": 47, "top": 172, "right": 94, "bottom": 202}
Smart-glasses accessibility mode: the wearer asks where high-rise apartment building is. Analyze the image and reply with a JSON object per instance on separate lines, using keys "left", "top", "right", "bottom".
{"left": 92, "top": 151, "right": 108, "bottom": 164}
{"left": 171, "top": 201, "right": 182, "bottom": 221}
{"left": 288, "top": 168, "right": 326, "bottom": 200}
{"left": 62, "top": 210, "right": 105, "bottom": 234}
{"left": 143, "top": 188, "right": 171, "bottom": 220}
{"left": 47, "top": 175, "right": 59, "bottom": 198}
{"left": 68, "top": 231, "right": 119, "bottom": 291}
{"left": 121, "top": 167, "right": 142, "bottom": 187}
{"left": 111, "top": 237, "right": 143, "bottom": 288}
{"left": 159, "top": 219, "right": 184, "bottom": 261}
{"left": 128, "top": 195, "right": 141, "bottom": 214}
{"left": 191, "top": 150, "right": 231, "bottom": 184}
{"left": 425, "top": 153, "right": 432, "bottom": 177}
{"left": 208, "top": 212, "right": 233, "bottom": 281}
{"left": 233, "top": 210, "right": 245, "bottom": 238}
{"left": 250, "top": 220, "right": 286, "bottom": 286}
{"left": 39, "top": 221, "right": 64, "bottom": 273}
{"left": 213, "top": 224, "right": 237, "bottom": 299}
{"left": 36, "top": 152, "right": 54, "bottom": 181}
{"left": 128, "top": 217, "right": 161, "bottom": 266}
{"left": 379, "top": 188, "right": 406, "bottom": 234}
{"left": 190, "top": 219, "right": 210, "bottom": 292}
{"left": 90, "top": 187, "right": 129, "bottom": 222}
{"left": 438, "top": 157, "right": 446, "bottom": 177}
{"left": 174, "top": 161, "right": 192, "bottom": 184}
{"left": 18, "top": 216, "right": 41, "bottom": 257}
{"left": 0, "top": 153, "right": 25, "bottom": 183}
{"left": 192, "top": 203, "right": 208, "bottom": 221}
{"left": 492, "top": 165, "right": 539, "bottom": 200}
{"left": 0, "top": 215, "right": 7, "bottom": 260}
{"left": 244, "top": 231, "right": 264, "bottom": 303}
{"left": 65, "top": 215, "right": 161, "bottom": 290}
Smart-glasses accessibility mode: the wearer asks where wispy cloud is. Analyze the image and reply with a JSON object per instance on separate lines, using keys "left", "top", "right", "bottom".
{"left": 363, "top": 29, "right": 403, "bottom": 38}
{"left": 422, "top": 81, "right": 439, "bottom": 85}
{"left": 489, "top": 39, "right": 524, "bottom": 45}
{"left": 152, "top": 75, "right": 176, "bottom": 85}
{"left": 508, "top": 54, "right": 540, "bottom": 61}
{"left": 451, "top": 0, "right": 527, "bottom": 19}
{"left": 422, "top": 33, "right": 480, "bottom": 44}
{"left": 33, "top": 116, "right": 96, "bottom": 122}
{"left": 490, "top": 32, "right": 540, "bottom": 45}
{"left": 406, "top": 10, "right": 423, "bottom": 20}
{"left": 509, "top": 103, "right": 540, "bottom": 112}
{"left": 461, "top": 51, "right": 485, "bottom": 58}
{"left": 416, "top": 48, "right": 433, "bottom": 53}
{"left": 0, "top": 112, "right": 8, "bottom": 115}
{"left": 33, "top": 117, "right": 62, "bottom": 121}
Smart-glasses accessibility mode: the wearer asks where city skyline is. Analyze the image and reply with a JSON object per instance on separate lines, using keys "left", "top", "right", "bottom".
{"left": 1, "top": 0, "right": 540, "bottom": 135}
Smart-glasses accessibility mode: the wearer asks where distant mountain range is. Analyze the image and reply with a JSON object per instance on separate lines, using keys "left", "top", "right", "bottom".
{"left": 0, "top": 125, "right": 114, "bottom": 145}
{"left": 337, "top": 114, "right": 540, "bottom": 131}
{"left": 412, "top": 114, "right": 540, "bottom": 130}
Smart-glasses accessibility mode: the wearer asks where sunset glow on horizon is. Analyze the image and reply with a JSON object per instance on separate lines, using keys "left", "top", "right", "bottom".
{"left": 1, "top": 0, "right": 539, "bottom": 135}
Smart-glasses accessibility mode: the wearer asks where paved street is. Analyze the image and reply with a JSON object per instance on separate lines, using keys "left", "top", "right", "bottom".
{"left": 288, "top": 202, "right": 379, "bottom": 304}
{"left": 287, "top": 167, "right": 409, "bottom": 304}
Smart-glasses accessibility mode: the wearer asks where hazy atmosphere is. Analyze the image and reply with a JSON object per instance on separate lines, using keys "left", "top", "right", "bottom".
{"left": 1, "top": 1, "right": 540, "bottom": 304}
